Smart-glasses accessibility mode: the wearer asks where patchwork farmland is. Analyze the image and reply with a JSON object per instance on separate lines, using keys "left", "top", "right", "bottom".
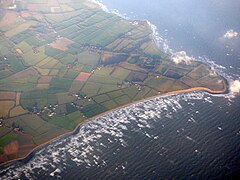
{"left": 0, "top": 0, "right": 227, "bottom": 163}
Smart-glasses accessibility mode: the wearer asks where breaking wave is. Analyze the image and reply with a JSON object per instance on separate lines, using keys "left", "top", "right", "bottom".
{"left": 0, "top": 91, "right": 235, "bottom": 179}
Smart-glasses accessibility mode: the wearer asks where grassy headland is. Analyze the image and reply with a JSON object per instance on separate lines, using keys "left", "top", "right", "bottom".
{"left": 0, "top": 0, "right": 228, "bottom": 164}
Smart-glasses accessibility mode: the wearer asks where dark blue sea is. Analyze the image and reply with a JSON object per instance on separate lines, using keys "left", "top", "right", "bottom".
{"left": 1, "top": 0, "right": 240, "bottom": 179}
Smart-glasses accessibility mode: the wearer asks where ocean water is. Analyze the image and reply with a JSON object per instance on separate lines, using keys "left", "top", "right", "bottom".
{"left": 1, "top": 0, "right": 240, "bottom": 179}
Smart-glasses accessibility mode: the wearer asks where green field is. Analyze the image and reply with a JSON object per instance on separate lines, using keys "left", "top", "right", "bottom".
{"left": 0, "top": 133, "right": 17, "bottom": 147}
{"left": 78, "top": 50, "right": 100, "bottom": 66}
{"left": 47, "top": 111, "right": 86, "bottom": 130}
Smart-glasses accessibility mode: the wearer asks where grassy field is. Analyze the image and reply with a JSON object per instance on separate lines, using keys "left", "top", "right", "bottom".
{"left": 10, "top": 106, "right": 28, "bottom": 117}
{"left": 93, "top": 94, "right": 110, "bottom": 103}
{"left": 0, "top": 133, "right": 17, "bottom": 147}
{"left": 78, "top": 50, "right": 100, "bottom": 66}
{"left": 22, "top": 46, "right": 47, "bottom": 66}
{"left": 57, "top": 92, "right": 77, "bottom": 105}
{"left": 133, "top": 86, "right": 151, "bottom": 100}
{"left": 82, "top": 82, "right": 101, "bottom": 97}
{"left": 21, "top": 89, "right": 57, "bottom": 109}
{"left": 5, "top": 114, "right": 65, "bottom": 145}
{"left": 145, "top": 77, "right": 175, "bottom": 92}
{"left": 48, "top": 111, "right": 86, "bottom": 130}
{"left": 5, "top": 21, "right": 37, "bottom": 38}
{"left": 101, "top": 100, "right": 118, "bottom": 110}
{"left": 0, "top": 101, "right": 15, "bottom": 117}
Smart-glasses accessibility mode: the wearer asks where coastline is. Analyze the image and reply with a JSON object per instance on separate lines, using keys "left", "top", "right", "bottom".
{"left": 0, "top": 83, "right": 229, "bottom": 168}
{"left": 0, "top": 0, "right": 230, "bottom": 168}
